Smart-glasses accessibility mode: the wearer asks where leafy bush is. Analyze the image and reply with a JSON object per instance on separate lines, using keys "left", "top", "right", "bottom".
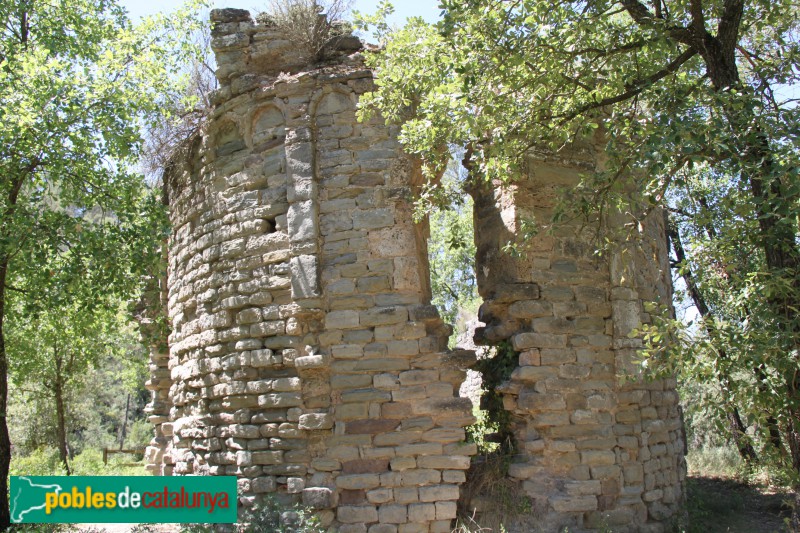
{"left": 471, "top": 342, "right": 518, "bottom": 454}
{"left": 10, "top": 447, "right": 145, "bottom": 477}
{"left": 128, "top": 419, "right": 156, "bottom": 451}
{"left": 686, "top": 445, "right": 743, "bottom": 479}
{"left": 238, "top": 497, "right": 324, "bottom": 533}
{"left": 9, "top": 447, "right": 66, "bottom": 476}
{"left": 70, "top": 448, "right": 146, "bottom": 476}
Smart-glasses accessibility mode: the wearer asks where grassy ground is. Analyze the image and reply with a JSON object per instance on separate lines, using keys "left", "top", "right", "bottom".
{"left": 685, "top": 446, "right": 792, "bottom": 533}
{"left": 686, "top": 476, "right": 790, "bottom": 533}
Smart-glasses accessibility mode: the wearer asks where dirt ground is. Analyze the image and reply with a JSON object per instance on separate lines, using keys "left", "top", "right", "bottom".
{"left": 686, "top": 476, "right": 792, "bottom": 533}
{"left": 67, "top": 476, "right": 791, "bottom": 533}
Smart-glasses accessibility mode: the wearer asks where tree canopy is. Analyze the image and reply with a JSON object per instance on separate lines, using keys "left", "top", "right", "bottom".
{"left": 0, "top": 0, "right": 207, "bottom": 525}
{"left": 360, "top": 0, "right": 800, "bottom": 485}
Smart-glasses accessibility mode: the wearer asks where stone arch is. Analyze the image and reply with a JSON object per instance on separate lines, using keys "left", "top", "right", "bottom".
{"left": 310, "top": 88, "right": 356, "bottom": 120}
{"left": 212, "top": 118, "right": 246, "bottom": 159}
{"left": 251, "top": 104, "right": 286, "bottom": 147}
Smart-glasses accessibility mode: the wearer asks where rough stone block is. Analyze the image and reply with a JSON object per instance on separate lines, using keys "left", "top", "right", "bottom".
{"left": 326, "top": 310, "right": 360, "bottom": 329}
{"left": 407, "top": 503, "right": 435, "bottom": 522}
{"left": 416, "top": 455, "right": 471, "bottom": 470}
{"left": 252, "top": 476, "right": 277, "bottom": 493}
{"left": 258, "top": 392, "right": 302, "bottom": 408}
{"left": 400, "top": 469, "right": 440, "bottom": 486}
{"left": 346, "top": 419, "right": 400, "bottom": 434}
{"left": 303, "top": 487, "right": 335, "bottom": 509}
{"left": 338, "top": 505, "right": 379, "bottom": 524}
{"left": 290, "top": 255, "right": 320, "bottom": 298}
{"left": 250, "top": 320, "right": 285, "bottom": 337}
{"left": 352, "top": 208, "right": 393, "bottom": 230}
{"left": 287, "top": 200, "right": 318, "bottom": 242}
{"left": 299, "top": 413, "right": 333, "bottom": 430}
{"left": 378, "top": 504, "right": 407, "bottom": 524}
{"left": 518, "top": 391, "right": 567, "bottom": 411}
{"left": 418, "top": 485, "right": 459, "bottom": 502}
{"left": 338, "top": 474, "right": 381, "bottom": 490}
{"left": 551, "top": 495, "right": 598, "bottom": 512}
{"left": 512, "top": 332, "right": 568, "bottom": 350}
{"left": 367, "top": 488, "right": 393, "bottom": 504}
{"left": 435, "top": 501, "right": 457, "bottom": 520}
{"left": 252, "top": 451, "right": 283, "bottom": 465}
{"left": 491, "top": 283, "right": 540, "bottom": 302}
{"left": 361, "top": 306, "right": 408, "bottom": 327}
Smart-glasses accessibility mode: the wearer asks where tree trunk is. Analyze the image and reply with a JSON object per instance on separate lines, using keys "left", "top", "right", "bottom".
{"left": 726, "top": 409, "right": 758, "bottom": 463}
{"left": 0, "top": 259, "right": 12, "bottom": 529}
{"left": 667, "top": 215, "right": 759, "bottom": 462}
{"left": 119, "top": 392, "right": 130, "bottom": 451}
{"left": 675, "top": 0, "right": 800, "bottom": 477}
{"left": 53, "top": 368, "right": 71, "bottom": 475}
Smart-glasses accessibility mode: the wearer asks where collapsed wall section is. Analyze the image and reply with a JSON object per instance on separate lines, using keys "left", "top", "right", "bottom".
{"left": 148, "top": 8, "right": 476, "bottom": 532}
{"left": 471, "top": 145, "right": 686, "bottom": 532}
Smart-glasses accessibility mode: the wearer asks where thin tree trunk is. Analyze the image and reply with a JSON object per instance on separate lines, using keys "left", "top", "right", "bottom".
{"left": 667, "top": 216, "right": 758, "bottom": 462}
{"left": 53, "top": 363, "right": 71, "bottom": 475}
{"left": 0, "top": 258, "right": 12, "bottom": 528}
{"left": 119, "top": 393, "right": 130, "bottom": 451}
{"left": 726, "top": 409, "right": 758, "bottom": 463}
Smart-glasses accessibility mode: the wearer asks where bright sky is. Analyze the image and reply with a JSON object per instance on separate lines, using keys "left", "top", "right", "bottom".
{"left": 121, "top": 0, "right": 440, "bottom": 27}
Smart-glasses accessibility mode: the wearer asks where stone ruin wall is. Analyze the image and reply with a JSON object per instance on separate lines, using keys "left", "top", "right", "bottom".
{"left": 144, "top": 8, "right": 686, "bottom": 533}
{"left": 470, "top": 149, "right": 686, "bottom": 531}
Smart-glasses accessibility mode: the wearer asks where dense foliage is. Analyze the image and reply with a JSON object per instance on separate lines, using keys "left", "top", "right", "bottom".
{"left": 359, "top": 0, "right": 800, "bottom": 488}
{"left": 427, "top": 159, "right": 479, "bottom": 331}
{"left": 0, "top": 0, "right": 206, "bottom": 524}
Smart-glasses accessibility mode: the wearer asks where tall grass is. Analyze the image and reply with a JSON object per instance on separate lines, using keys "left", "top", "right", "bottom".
{"left": 686, "top": 445, "right": 743, "bottom": 478}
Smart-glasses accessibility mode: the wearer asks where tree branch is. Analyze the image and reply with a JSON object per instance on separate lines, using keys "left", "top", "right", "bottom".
{"left": 621, "top": 0, "right": 694, "bottom": 44}
{"left": 3, "top": 284, "right": 28, "bottom": 295}
{"left": 717, "top": 0, "right": 744, "bottom": 57}
{"left": 620, "top": 0, "right": 655, "bottom": 23}
{"left": 689, "top": 0, "right": 706, "bottom": 34}
{"left": 556, "top": 47, "right": 698, "bottom": 122}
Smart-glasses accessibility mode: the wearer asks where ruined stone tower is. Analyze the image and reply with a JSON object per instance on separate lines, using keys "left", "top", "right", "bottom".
{"left": 145, "top": 8, "right": 686, "bottom": 532}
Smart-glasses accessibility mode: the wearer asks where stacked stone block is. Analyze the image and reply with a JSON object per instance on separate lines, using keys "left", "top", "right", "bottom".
{"left": 143, "top": 345, "right": 171, "bottom": 473}
{"left": 471, "top": 148, "right": 686, "bottom": 532}
{"left": 147, "top": 8, "right": 476, "bottom": 532}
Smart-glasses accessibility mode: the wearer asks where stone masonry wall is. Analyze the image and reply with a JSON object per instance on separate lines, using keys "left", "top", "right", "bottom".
{"left": 146, "top": 8, "right": 476, "bottom": 532}
{"left": 146, "top": 7, "right": 686, "bottom": 533}
{"left": 471, "top": 146, "right": 686, "bottom": 532}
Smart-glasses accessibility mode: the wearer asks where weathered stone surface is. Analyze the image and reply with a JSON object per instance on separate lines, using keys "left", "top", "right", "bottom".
{"left": 298, "top": 413, "right": 333, "bottom": 430}
{"left": 345, "top": 419, "right": 400, "bottom": 434}
{"left": 290, "top": 255, "right": 320, "bottom": 298}
{"left": 303, "top": 487, "right": 335, "bottom": 509}
{"left": 150, "top": 9, "right": 684, "bottom": 533}
{"left": 338, "top": 505, "right": 378, "bottom": 524}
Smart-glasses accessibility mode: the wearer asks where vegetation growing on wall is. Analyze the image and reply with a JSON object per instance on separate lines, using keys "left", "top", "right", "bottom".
{"left": 470, "top": 342, "right": 518, "bottom": 455}
{"left": 257, "top": 0, "right": 355, "bottom": 62}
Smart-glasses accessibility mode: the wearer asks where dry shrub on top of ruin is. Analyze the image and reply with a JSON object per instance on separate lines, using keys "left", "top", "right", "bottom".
{"left": 257, "top": 0, "right": 355, "bottom": 63}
